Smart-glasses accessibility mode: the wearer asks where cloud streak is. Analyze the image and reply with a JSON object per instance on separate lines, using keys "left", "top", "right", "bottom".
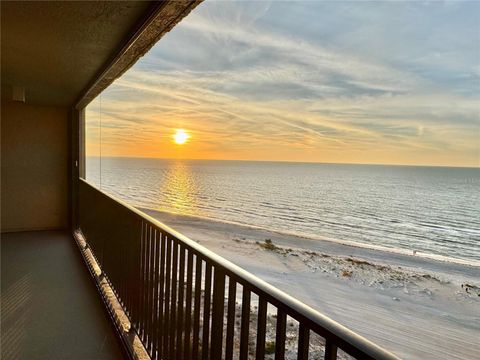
{"left": 86, "top": 0, "right": 480, "bottom": 167}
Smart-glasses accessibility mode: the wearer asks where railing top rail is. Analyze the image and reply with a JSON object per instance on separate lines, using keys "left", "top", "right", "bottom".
{"left": 80, "top": 179, "right": 400, "bottom": 360}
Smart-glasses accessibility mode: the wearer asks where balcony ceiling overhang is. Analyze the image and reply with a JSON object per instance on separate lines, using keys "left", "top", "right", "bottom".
{"left": 1, "top": 1, "right": 200, "bottom": 108}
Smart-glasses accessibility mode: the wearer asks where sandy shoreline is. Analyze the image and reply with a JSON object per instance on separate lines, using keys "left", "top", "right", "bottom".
{"left": 140, "top": 208, "right": 480, "bottom": 359}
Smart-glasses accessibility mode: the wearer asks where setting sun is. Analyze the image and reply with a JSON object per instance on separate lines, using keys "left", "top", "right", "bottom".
{"left": 173, "top": 129, "right": 190, "bottom": 145}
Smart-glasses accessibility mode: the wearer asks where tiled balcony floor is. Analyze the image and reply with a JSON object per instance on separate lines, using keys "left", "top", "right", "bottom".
{"left": 1, "top": 230, "right": 125, "bottom": 360}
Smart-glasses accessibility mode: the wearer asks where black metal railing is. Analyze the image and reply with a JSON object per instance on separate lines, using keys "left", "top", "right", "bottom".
{"left": 78, "top": 179, "right": 400, "bottom": 360}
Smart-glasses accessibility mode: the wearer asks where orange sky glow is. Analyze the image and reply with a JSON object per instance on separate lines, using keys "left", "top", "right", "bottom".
{"left": 85, "top": 1, "right": 479, "bottom": 167}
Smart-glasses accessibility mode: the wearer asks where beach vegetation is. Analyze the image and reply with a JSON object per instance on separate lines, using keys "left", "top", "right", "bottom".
{"left": 346, "top": 258, "right": 371, "bottom": 266}
{"left": 259, "top": 239, "right": 277, "bottom": 251}
{"left": 265, "top": 341, "right": 275, "bottom": 354}
{"left": 341, "top": 269, "right": 353, "bottom": 277}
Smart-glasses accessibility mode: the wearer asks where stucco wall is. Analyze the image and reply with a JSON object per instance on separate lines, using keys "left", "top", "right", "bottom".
{"left": 1, "top": 101, "right": 69, "bottom": 231}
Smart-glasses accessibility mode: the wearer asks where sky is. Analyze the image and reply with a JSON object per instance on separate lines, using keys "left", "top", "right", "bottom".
{"left": 86, "top": 0, "right": 480, "bottom": 167}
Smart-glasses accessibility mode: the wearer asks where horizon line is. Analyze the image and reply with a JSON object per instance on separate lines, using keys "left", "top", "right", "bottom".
{"left": 85, "top": 155, "right": 480, "bottom": 169}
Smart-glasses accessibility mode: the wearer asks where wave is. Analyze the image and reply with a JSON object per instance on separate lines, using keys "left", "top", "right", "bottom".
{"left": 137, "top": 206, "right": 480, "bottom": 268}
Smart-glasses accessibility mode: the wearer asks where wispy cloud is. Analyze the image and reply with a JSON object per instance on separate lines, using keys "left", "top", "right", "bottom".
{"left": 86, "top": 0, "right": 480, "bottom": 166}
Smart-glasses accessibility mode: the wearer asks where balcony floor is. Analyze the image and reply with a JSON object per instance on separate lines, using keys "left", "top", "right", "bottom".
{"left": 1, "top": 230, "right": 125, "bottom": 360}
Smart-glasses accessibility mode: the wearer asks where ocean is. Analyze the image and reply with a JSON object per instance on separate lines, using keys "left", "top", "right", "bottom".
{"left": 86, "top": 157, "right": 480, "bottom": 264}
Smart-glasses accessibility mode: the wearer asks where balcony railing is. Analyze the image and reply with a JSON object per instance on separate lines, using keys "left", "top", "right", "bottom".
{"left": 78, "top": 179, "right": 400, "bottom": 360}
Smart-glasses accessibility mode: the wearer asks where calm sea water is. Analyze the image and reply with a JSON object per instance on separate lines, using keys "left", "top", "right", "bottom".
{"left": 86, "top": 157, "right": 480, "bottom": 263}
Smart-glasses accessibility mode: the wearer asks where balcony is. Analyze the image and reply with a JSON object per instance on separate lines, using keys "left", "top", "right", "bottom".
{"left": 1, "top": 1, "right": 400, "bottom": 359}
{"left": 77, "top": 179, "right": 399, "bottom": 359}
{"left": 1, "top": 231, "right": 124, "bottom": 359}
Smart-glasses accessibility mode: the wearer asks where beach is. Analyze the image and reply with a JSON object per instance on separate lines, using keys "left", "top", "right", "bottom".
{"left": 140, "top": 208, "right": 480, "bottom": 360}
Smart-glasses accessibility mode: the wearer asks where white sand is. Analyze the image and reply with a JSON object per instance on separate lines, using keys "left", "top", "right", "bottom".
{"left": 140, "top": 208, "right": 480, "bottom": 360}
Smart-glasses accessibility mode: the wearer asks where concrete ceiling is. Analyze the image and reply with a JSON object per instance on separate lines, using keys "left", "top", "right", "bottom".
{"left": 1, "top": 1, "right": 154, "bottom": 107}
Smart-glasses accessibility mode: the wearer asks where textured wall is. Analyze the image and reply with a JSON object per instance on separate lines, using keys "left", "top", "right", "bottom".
{"left": 1, "top": 101, "right": 68, "bottom": 231}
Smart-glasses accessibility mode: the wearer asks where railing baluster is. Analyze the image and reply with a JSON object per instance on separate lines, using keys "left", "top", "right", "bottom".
{"left": 163, "top": 235, "right": 172, "bottom": 357}
{"left": 169, "top": 240, "right": 179, "bottom": 359}
{"left": 183, "top": 251, "right": 194, "bottom": 359}
{"left": 297, "top": 323, "right": 310, "bottom": 360}
{"left": 123, "top": 215, "right": 131, "bottom": 315}
{"left": 143, "top": 224, "right": 149, "bottom": 344}
{"left": 141, "top": 222, "right": 149, "bottom": 341}
{"left": 152, "top": 229, "right": 160, "bottom": 359}
{"left": 122, "top": 221, "right": 126, "bottom": 304}
{"left": 275, "top": 309, "right": 287, "bottom": 360}
{"left": 225, "top": 278, "right": 236, "bottom": 360}
{"left": 201, "top": 263, "right": 212, "bottom": 360}
{"left": 324, "top": 340, "right": 337, "bottom": 360}
{"left": 239, "top": 287, "right": 251, "bottom": 360}
{"left": 119, "top": 217, "right": 126, "bottom": 308}
{"left": 210, "top": 267, "right": 225, "bottom": 360}
{"left": 256, "top": 298, "right": 267, "bottom": 360}
{"left": 176, "top": 245, "right": 186, "bottom": 357}
{"left": 129, "top": 215, "right": 136, "bottom": 315}
{"left": 192, "top": 257, "right": 202, "bottom": 360}
{"left": 147, "top": 226, "right": 154, "bottom": 352}
{"left": 156, "top": 231, "right": 166, "bottom": 358}
{"left": 132, "top": 216, "right": 142, "bottom": 328}
{"left": 119, "top": 217, "right": 124, "bottom": 300}
{"left": 137, "top": 220, "right": 145, "bottom": 333}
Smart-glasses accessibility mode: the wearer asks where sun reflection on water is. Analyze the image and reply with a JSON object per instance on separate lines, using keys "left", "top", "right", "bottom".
{"left": 159, "top": 161, "right": 201, "bottom": 216}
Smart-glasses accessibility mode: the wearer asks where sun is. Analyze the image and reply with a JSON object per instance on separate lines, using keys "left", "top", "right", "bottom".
{"left": 173, "top": 129, "right": 190, "bottom": 145}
